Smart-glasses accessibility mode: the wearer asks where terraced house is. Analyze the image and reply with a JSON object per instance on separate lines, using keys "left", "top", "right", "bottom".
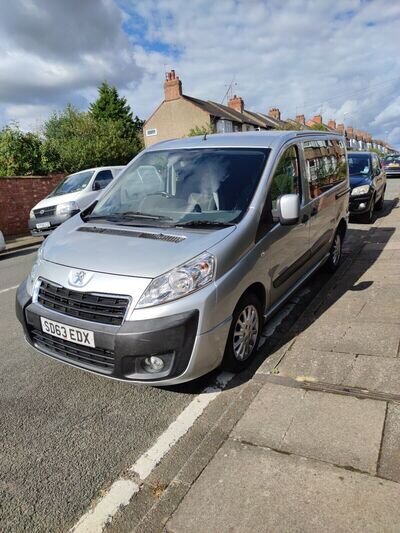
{"left": 143, "top": 71, "right": 394, "bottom": 154}
{"left": 143, "top": 70, "right": 288, "bottom": 147}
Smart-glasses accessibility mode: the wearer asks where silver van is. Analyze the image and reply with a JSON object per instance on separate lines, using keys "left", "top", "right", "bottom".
{"left": 17, "top": 132, "right": 349, "bottom": 385}
{"left": 28, "top": 166, "right": 124, "bottom": 236}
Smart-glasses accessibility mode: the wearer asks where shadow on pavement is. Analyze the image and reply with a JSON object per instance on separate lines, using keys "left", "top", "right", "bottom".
{"left": 170, "top": 196, "right": 398, "bottom": 395}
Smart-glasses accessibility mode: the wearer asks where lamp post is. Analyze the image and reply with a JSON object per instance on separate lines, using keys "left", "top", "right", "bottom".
{"left": 343, "top": 112, "right": 350, "bottom": 149}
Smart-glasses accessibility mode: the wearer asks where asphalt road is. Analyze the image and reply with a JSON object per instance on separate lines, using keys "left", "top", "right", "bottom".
{"left": 1, "top": 176, "right": 399, "bottom": 532}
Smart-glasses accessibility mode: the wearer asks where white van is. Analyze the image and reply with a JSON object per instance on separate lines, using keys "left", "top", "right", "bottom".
{"left": 28, "top": 166, "right": 124, "bottom": 236}
{"left": 0, "top": 230, "right": 5, "bottom": 252}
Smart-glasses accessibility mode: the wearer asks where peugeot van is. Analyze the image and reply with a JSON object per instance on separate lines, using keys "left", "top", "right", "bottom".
{"left": 28, "top": 166, "right": 124, "bottom": 236}
{"left": 16, "top": 132, "right": 349, "bottom": 385}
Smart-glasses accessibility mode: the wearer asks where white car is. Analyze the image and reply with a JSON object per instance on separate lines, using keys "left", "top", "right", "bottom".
{"left": 28, "top": 166, "right": 124, "bottom": 237}
{"left": 0, "top": 230, "right": 5, "bottom": 252}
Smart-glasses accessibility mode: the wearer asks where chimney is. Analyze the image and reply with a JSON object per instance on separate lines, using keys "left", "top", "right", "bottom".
{"left": 347, "top": 126, "right": 354, "bottom": 138}
{"left": 228, "top": 94, "right": 244, "bottom": 114}
{"left": 336, "top": 123, "right": 344, "bottom": 134}
{"left": 295, "top": 114, "right": 305, "bottom": 125}
{"left": 312, "top": 114, "right": 322, "bottom": 124}
{"left": 328, "top": 119, "right": 336, "bottom": 130}
{"left": 268, "top": 108, "right": 281, "bottom": 121}
{"left": 164, "top": 69, "right": 182, "bottom": 101}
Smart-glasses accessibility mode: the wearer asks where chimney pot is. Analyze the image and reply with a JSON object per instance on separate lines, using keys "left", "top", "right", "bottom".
{"left": 295, "top": 114, "right": 305, "bottom": 125}
{"left": 328, "top": 119, "right": 336, "bottom": 130}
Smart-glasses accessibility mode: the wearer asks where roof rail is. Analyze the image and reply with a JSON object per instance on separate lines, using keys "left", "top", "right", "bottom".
{"left": 294, "top": 131, "right": 343, "bottom": 137}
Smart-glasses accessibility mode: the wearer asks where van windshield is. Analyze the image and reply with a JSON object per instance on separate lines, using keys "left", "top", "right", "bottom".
{"left": 49, "top": 170, "right": 94, "bottom": 197}
{"left": 88, "top": 148, "right": 270, "bottom": 227}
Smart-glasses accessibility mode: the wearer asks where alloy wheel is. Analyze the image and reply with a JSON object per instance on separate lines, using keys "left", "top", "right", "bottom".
{"left": 233, "top": 304, "right": 260, "bottom": 361}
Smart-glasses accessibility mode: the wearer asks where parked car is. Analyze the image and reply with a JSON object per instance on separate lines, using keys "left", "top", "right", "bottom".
{"left": 382, "top": 154, "right": 400, "bottom": 177}
{"left": 28, "top": 166, "right": 124, "bottom": 237}
{"left": 0, "top": 230, "right": 5, "bottom": 252}
{"left": 17, "top": 131, "right": 349, "bottom": 386}
{"left": 348, "top": 151, "right": 386, "bottom": 223}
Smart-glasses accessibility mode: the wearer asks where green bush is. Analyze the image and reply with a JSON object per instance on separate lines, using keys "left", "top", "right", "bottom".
{"left": 0, "top": 124, "right": 43, "bottom": 176}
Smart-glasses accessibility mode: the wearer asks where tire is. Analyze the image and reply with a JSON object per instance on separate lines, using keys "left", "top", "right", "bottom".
{"left": 375, "top": 188, "right": 385, "bottom": 211}
{"left": 362, "top": 196, "right": 375, "bottom": 223}
{"left": 324, "top": 231, "right": 342, "bottom": 273}
{"left": 222, "top": 293, "right": 262, "bottom": 373}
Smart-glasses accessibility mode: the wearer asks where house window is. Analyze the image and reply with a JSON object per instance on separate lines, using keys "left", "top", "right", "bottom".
{"left": 216, "top": 119, "right": 233, "bottom": 133}
{"left": 146, "top": 128, "right": 158, "bottom": 137}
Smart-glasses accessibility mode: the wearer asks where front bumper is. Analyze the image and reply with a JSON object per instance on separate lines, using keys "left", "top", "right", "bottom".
{"left": 16, "top": 280, "right": 230, "bottom": 385}
{"left": 28, "top": 212, "right": 75, "bottom": 236}
{"left": 349, "top": 192, "right": 373, "bottom": 215}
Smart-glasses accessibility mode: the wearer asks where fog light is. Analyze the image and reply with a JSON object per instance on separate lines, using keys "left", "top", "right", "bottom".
{"left": 142, "top": 356, "right": 165, "bottom": 373}
{"left": 359, "top": 203, "right": 366, "bottom": 209}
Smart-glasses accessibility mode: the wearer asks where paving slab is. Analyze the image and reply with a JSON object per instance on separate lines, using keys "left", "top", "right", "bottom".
{"left": 167, "top": 440, "right": 400, "bottom": 533}
{"left": 292, "top": 322, "right": 350, "bottom": 352}
{"left": 348, "top": 356, "right": 400, "bottom": 396}
{"left": 335, "top": 322, "right": 400, "bottom": 357}
{"left": 276, "top": 349, "right": 355, "bottom": 384}
{"left": 357, "top": 302, "right": 400, "bottom": 324}
{"left": 232, "top": 384, "right": 385, "bottom": 473}
{"left": 379, "top": 403, "right": 400, "bottom": 483}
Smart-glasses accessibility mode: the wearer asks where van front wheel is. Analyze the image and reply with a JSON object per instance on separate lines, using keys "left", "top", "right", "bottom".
{"left": 222, "top": 293, "right": 262, "bottom": 373}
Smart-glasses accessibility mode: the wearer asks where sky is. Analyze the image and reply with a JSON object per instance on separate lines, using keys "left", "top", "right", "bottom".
{"left": 0, "top": 0, "right": 399, "bottom": 148}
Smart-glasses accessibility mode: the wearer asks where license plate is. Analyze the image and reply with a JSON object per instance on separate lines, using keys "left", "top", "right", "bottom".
{"left": 40, "top": 317, "right": 95, "bottom": 347}
{"left": 36, "top": 221, "right": 51, "bottom": 229}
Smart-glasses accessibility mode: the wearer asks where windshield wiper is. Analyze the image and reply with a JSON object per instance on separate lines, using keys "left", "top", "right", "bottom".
{"left": 174, "top": 220, "right": 235, "bottom": 228}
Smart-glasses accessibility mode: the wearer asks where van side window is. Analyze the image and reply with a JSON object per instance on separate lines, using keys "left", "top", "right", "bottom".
{"left": 303, "top": 140, "right": 346, "bottom": 199}
{"left": 256, "top": 146, "right": 301, "bottom": 241}
{"left": 93, "top": 170, "right": 113, "bottom": 191}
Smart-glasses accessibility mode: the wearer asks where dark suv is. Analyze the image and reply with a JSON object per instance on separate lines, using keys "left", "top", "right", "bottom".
{"left": 348, "top": 151, "right": 386, "bottom": 223}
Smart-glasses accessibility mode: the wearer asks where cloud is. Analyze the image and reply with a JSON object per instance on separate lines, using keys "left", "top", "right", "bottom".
{"left": 124, "top": 0, "right": 400, "bottom": 148}
{"left": 1, "top": 0, "right": 399, "bottom": 149}
{"left": 0, "top": 0, "right": 143, "bottom": 121}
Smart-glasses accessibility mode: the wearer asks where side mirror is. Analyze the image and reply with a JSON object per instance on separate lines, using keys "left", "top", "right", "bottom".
{"left": 93, "top": 181, "right": 102, "bottom": 191}
{"left": 374, "top": 167, "right": 380, "bottom": 176}
{"left": 278, "top": 194, "right": 300, "bottom": 225}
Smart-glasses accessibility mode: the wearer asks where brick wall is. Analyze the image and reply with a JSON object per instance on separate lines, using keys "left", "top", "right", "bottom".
{"left": 0, "top": 175, "right": 64, "bottom": 237}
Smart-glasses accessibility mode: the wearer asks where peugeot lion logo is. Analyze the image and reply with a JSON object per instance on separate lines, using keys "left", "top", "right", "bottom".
{"left": 68, "top": 270, "right": 93, "bottom": 287}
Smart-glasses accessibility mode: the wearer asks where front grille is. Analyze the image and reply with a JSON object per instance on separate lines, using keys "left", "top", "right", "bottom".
{"left": 38, "top": 280, "right": 129, "bottom": 326}
{"left": 34, "top": 206, "right": 56, "bottom": 218}
{"left": 31, "top": 328, "right": 114, "bottom": 372}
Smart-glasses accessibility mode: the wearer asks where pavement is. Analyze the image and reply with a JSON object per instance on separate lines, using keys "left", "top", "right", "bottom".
{"left": 0, "top": 234, "right": 42, "bottom": 254}
{"left": 1, "top": 178, "right": 399, "bottom": 532}
{"left": 162, "top": 185, "right": 400, "bottom": 533}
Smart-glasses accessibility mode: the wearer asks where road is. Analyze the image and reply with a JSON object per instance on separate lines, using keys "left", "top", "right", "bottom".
{"left": 1, "top": 177, "right": 399, "bottom": 532}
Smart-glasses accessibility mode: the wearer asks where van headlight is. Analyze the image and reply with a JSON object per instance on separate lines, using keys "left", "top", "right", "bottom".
{"left": 29, "top": 208, "right": 35, "bottom": 219}
{"left": 136, "top": 252, "right": 215, "bottom": 308}
{"left": 351, "top": 185, "right": 370, "bottom": 196}
{"left": 27, "top": 245, "right": 44, "bottom": 295}
{"left": 56, "top": 201, "right": 79, "bottom": 215}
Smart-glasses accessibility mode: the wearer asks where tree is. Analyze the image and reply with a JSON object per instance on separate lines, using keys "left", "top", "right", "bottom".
{"left": 0, "top": 124, "right": 43, "bottom": 176}
{"left": 310, "top": 122, "right": 329, "bottom": 131}
{"left": 89, "top": 81, "right": 144, "bottom": 139}
{"left": 41, "top": 105, "right": 143, "bottom": 173}
{"left": 188, "top": 124, "right": 214, "bottom": 137}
